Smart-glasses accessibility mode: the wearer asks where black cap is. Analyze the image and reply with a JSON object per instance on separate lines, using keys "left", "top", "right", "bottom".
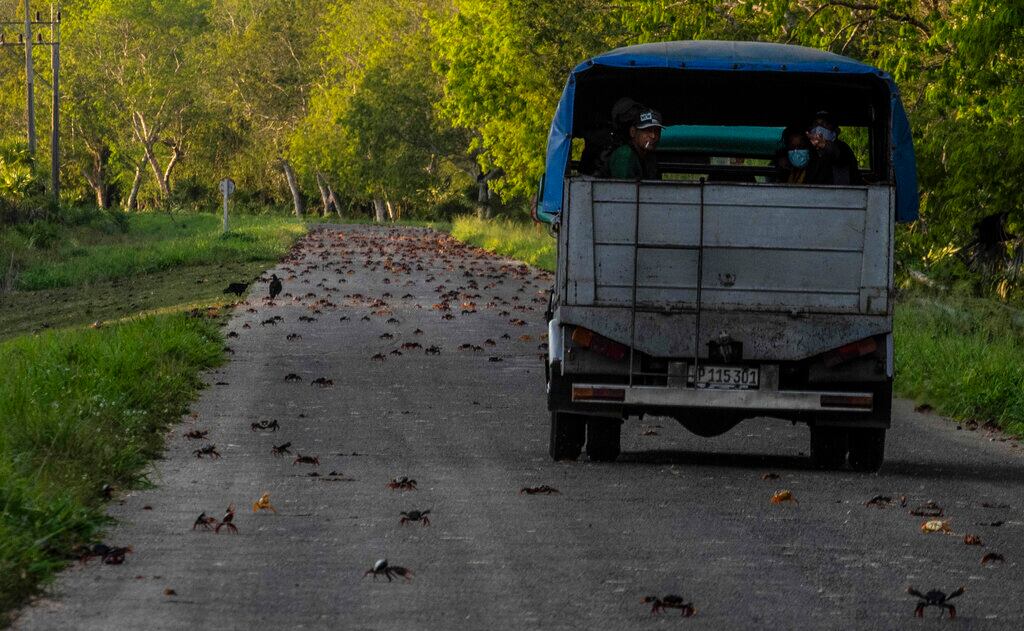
{"left": 634, "top": 108, "right": 664, "bottom": 129}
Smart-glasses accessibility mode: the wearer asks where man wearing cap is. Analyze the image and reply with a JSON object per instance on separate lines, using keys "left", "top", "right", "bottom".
{"left": 607, "top": 107, "right": 663, "bottom": 180}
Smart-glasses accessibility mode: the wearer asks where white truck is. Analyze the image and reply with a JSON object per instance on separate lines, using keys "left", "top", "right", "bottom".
{"left": 536, "top": 41, "right": 919, "bottom": 471}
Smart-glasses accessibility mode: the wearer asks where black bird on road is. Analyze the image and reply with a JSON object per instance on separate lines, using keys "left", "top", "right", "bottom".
{"left": 269, "top": 274, "right": 282, "bottom": 300}
{"left": 223, "top": 282, "right": 249, "bottom": 296}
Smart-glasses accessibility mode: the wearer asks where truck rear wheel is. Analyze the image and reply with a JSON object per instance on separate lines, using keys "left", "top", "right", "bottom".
{"left": 848, "top": 428, "right": 886, "bottom": 472}
{"left": 810, "top": 426, "right": 848, "bottom": 470}
{"left": 586, "top": 418, "right": 621, "bottom": 462}
{"left": 549, "top": 411, "right": 586, "bottom": 461}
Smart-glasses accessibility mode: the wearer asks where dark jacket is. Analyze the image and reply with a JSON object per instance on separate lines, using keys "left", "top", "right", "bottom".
{"left": 807, "top": 140, "right": 862, "bottom": 185}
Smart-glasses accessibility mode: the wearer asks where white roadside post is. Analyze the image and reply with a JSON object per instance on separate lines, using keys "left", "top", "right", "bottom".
{"left": 219, "top": 177, "right": 235, "bottom": 233}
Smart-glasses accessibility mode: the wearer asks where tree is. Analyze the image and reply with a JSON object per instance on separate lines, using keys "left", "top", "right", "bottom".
{"left": 430, "top": 1, "right": 745, "bottom": 201}
{"left": 58, "top": 0, "right": 211, "bottom": 207}
{"left": 201, "top": 0, "right": 327, "bottom": 216}
{"left": 294, "top": 0, "right": 471, "bottom": 222}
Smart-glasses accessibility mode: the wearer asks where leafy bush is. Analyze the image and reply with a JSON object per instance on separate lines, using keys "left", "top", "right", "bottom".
{"left": 14, "top": 221, "right": 63, "bottom": 250}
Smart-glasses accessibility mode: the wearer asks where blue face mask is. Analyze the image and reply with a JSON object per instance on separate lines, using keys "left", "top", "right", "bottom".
{"left": 788, "top": 149, "right": 810, "bottom": 168}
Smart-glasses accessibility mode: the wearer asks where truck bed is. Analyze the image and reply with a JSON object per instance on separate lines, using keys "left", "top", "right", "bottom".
{"left": 555, "top": 178, "right": 894, "bottom": 360}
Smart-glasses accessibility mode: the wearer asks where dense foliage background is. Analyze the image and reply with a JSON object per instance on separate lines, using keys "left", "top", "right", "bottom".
{"left": 2, "top": 1, "right": 1023, "bottom": 285}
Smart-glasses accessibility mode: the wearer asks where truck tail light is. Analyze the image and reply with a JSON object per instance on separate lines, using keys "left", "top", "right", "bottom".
{"left": 571, "top": 327, "right": 627, "bottom": 361}
{"left": 820, "top": 394, "right": 873, "bottom": 409}
{"left": 573, "top": 386, "right": 626, "bottom": 402}
{"left": 823, "top": 337, "right": 878, "bottom": 368}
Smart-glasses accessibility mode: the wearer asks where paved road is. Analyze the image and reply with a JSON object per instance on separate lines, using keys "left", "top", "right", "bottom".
{"left": 16, "top": 225, "right": 1024, "bottom": 630}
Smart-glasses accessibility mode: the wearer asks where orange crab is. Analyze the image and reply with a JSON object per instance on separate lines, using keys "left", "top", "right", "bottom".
{"left": 770, "top": 490, "right": 799, "bottom": 505}
{"left": 252, "top": 493, "right": 277, "bottom": 513}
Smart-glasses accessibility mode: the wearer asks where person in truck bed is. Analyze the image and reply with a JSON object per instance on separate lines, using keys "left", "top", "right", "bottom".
{"left": 806, "top": 111, "right": 862, "bottom": 185}
{"left": 606, "top": 106, "right": 664, "bottom": 180}
{"left": 774, "top": 125, "right": 814, "bottom": 184}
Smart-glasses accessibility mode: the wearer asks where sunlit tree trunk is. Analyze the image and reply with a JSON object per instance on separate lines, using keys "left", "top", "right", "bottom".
{"left": 82, "top": 143, "right": 111, "bottom": 209}
{"left": 328, "top": 186, "right": 342, "bottom": 218}
{"left": 315, "top": 171, "right": 336, "bottom": 217}
{"left": 133, "top": 112, "right": 180, "bottom": 200}
{"left": 125, "top": 163, "right": 144, "bottom": 211}
{"left": 372, "top": 198, "right": 387, "bottom": 222}
{"left": 280, "top": 159, "right": 304, "bottom": 216}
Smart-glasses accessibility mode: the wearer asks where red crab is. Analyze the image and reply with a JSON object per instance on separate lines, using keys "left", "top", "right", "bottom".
{"left": 215, "top": 504, "right": 238, "bottom": 534}
{"left": 193, "top": 512, "right": 218, "bottom": 530}
{"left": 386, "top": 477, "right": 417, "bottom": 491}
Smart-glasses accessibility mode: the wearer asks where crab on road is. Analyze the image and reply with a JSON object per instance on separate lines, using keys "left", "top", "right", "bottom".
{"left": 399, "top": 510, "right": 431, "bottom": 526}
{"left": 363, "top": 559, "right": 412, "bottom": 582}
{"left": 908, "top": 586, "right": 963, "bottom": 619}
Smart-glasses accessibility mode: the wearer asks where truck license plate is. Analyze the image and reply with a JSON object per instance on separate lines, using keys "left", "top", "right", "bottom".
{"left": 688, "top": 365, "right": 759, "bottom": 390}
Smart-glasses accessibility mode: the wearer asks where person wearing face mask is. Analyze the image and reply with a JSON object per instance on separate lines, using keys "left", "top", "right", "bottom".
{"left": 775, "top": 125, "right": 813, "bottom": 184}
{"left": 607, "top": 106, "right": 663, "bottom": 180}
{"left": 806, "top": 111, "right": 862, "bottom": 185}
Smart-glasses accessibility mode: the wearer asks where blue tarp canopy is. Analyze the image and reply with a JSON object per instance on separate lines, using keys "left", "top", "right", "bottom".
{"left": 537, "top": 40, "right": 919, "bottom": 223}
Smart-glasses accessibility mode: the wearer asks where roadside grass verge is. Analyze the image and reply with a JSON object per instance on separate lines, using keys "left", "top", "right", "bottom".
{"left": 450, "top": 216, "right": 555, "bottom": 270}
{"left": 0, "top": 261, "right": 271, "bottom": 341}
{"left": 894, "top": 293, "right": 1024, "bottom": 437}
{"left": 0, "top": 313, "right": 225, "bottom": 624}
{"left": 0, "top": 212, "right": 306, "bottom": 340}
{"left": 2, "top": 212, "right": 305, "bottom": 291}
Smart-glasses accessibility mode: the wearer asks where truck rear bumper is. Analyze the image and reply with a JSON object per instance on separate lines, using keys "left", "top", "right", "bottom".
{"left": 571, "top": 383, "right": 873, "bottom": 413}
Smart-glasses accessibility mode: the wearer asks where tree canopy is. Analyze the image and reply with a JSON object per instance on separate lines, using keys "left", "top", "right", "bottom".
{"left": 1, "top": 0, "right": 1022, "bottom": 248}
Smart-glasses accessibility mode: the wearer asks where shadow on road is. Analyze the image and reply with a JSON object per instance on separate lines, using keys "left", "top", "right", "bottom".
{"left": 619, "top": 449, "right": 813, "bottom": 471}
{"left": 618, "top": 449, "right": 1024, "bottom": 484}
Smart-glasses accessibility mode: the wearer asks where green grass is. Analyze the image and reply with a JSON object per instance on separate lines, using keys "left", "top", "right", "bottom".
{"left": 450, "top": 215, "right": 555, "bottom": 270}
{"left": 0, "top": 313, "right": 225, "bottom": 624}
{"left": 894, "top": 293, "right": 1024, "bottom": 437}
{"left": 2, "top": 212, "right": 305, "bottom": 291}
{"left": 0, "top": 261, "right": 276, "bottom": 341}
{"left": 0, "top": 212, "right": 306, "bottom": 340}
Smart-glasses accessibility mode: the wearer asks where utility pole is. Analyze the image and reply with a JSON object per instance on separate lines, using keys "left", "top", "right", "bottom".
{"left": 23, "top": 0, "right": 35, "bottom": 156}
{"left": 50, "top": 2, "right": 60, "bottom": 199}
{"left": 2, "top": 3, "right": 62, "bottom": 199}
